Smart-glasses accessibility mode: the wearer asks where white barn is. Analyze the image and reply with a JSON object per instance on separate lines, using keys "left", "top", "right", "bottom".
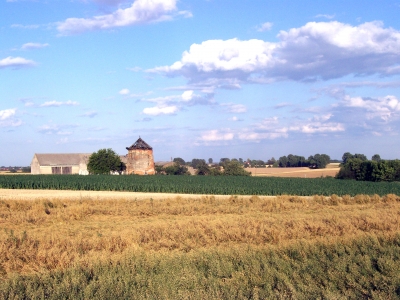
{"left": 31, "top": 153, "right": 91, "bottom": 175}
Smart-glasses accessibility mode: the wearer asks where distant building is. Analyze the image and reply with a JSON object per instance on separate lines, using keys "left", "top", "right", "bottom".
{"left": 30, "top": 137, "right": 155, "bottom": 175}
{"left": 31, "top": 153, "right": 90, "bottom": 175}
{"left": 125, "top": 137, "right": 155, "bottom": 175}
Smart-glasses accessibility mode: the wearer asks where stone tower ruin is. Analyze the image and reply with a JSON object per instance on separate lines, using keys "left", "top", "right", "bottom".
{"left": 125, "top": 137, "right": 155, "bottom": 175}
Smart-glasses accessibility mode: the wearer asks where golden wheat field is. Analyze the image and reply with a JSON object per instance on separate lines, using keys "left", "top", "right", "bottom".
{"left": 247, "top": 164, "right": 340, "bottom": 177}
{"left": 1, "top": 189, "right": 399, "bottom": 278}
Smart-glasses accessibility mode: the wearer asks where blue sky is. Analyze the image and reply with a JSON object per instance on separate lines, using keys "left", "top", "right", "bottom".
{"left": 1, "top": 0, "right": 400, "bottom": 166}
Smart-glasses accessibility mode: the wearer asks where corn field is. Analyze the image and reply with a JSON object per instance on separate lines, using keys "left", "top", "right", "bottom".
{"left": 1, "top": 175, "right": 400, "bottom": 196}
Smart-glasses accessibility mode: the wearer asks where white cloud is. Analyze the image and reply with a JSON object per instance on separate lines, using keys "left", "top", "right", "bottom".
{"left": 221, "top": 103, "right": 247, "bottom": 113}
{"left": 257, "top": 22, "right": 273, "bottom": 32}
{"left": 181, "top": 90, "right": 193, "bottom": 101}
{"left": 38, "top": 124, "right": 76, "bottom": 135}
{"left": 289, "top": 122, "right": 345, "bottom": 134}
{"left": 274, "top": 102, "right": 293, "bottom": 109}
{"left": 0, "top": 108, "right": 16, "bottom": 120}
{"left": 0, "top": 56, "right": 36, "bottom": 69}
{"left": 57, "top": 0, "right": 190, "bottom": 35}
{"left": 40, "top": 100, "right": 79, "bottom": 107}
{"left": 0, "top": 108, "right": 21, "bottom": 128}
{"left": 201, "top": 130, "right": 234, "bottom": 142}
{"left": 151, "top": 38, "right": 277, "bottom": 76}
{"left": 21, "top": 42, "right": 49, "bottom": 50}
{"left": 119, "top": 88, "right": 130, "bottom": 95}
{"left": 143, "top": 105, "right": 178, "bottom": 115}
{"left": 342, "top": 94, "right": 400, "bottom": 121}
{"left": 229, "top": 116, "right": 239, "bottom": 121}
{"left": 81, "top": 111, "right": 98, "bottom": 118}
{"left": 141, "top": 90, "right": 214, "bottom": 116}
{"left": 150, "top": 21, "right": 400, "bottom": 87}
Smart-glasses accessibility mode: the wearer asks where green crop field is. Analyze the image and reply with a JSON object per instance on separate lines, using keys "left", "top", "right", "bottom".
{"left": 1, "top": 174, "right": 400, "bottom": 196}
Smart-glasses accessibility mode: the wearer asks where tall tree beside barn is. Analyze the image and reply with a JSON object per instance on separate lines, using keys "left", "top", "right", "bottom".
{"left": 87, "top": 148, "right": 124, "bottom": 175}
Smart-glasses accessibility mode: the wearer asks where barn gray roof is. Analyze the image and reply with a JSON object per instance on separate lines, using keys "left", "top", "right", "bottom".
{"left": 126, "top": 137, "right": 152, "bottom": 151}
{"left": 33, "top": 153, "right": 91, "bottom": 166}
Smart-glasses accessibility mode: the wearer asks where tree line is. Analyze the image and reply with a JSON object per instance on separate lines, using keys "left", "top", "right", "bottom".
{"left": 86, "top": 149, "right": 333, "bottom": 176}
{"left": 336, "top": 152, "right": 400, "bottom": 182}
{"left": 157, "top": 159, "right": 251, "bottom": 176}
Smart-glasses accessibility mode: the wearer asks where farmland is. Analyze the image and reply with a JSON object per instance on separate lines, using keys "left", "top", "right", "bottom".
{"left": 1, "top": 190, "right": 400, "bottom": 298}
{"left": 1, "top": 174, "right": 400, "bottom": 196}
{"left": 247, "top": 163, "right": 340, "bottom": 177}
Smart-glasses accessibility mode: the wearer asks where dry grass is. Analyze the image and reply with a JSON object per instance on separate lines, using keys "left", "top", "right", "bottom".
{"left": 1, "top": 192, "right": 399, "bottom": 279}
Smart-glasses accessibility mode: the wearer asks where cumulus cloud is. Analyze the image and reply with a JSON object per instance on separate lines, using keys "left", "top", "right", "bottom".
{"left": 40, "top": 100, "right": 79, "bottom": 107}
{"left": 149, "top": 21, "right": 400, "bottom": 87}
{"left": 0, "top": 108, "right": 22, "bottom": 127}
{"left": 57, "top": 0, "right": 191, "bottom": 35}
{"left": 0, "top": 108, "right": 16, "bottom": 120}
{"left": 0, "top": 56, "right": 36, "bottom": 69}
{"left": 341, "top": 94, "right": 400, "bottom": 121}
{"left": 21, "top": 42, "right": 49, "bottom": 50}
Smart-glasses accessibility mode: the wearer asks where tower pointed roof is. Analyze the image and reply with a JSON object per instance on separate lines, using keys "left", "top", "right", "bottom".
{"left": 126, "top": 137, "right": 152, "bottom": 151}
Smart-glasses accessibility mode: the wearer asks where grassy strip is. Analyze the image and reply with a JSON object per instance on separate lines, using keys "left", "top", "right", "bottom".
{"left": 1, "top": 234, "right": 400, "bottom": 299}
{"left": 1, "top": 175, "right": 400, "bottom": 196}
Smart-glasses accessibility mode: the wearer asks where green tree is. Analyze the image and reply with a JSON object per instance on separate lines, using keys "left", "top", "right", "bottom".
{"left": 278, "top": 156, "right": 288, "bottom": 167}
{"left": 155, "top": 165, "right": 164, "bottom": 175}
{"left": 196, "top": 163, "right": 210, "bottom": 175}
{"left": 191, "top": 158, "right": 206, "bottom": 169}
{"left": 371, "top": 154, "right": 381, "bottom": 162}
{"left": 342, "top": 152, "right": 353, "bottom": 164}
{"left": 219, "top": 158, "right": 230, "bottom": 166}
{"left": 208, "top": 158, "right": 213, "bottom": 164}
{"left": 87, "top": 148, "right": 124, "bottom": 175}
{"left": 308, "top": 154, "right": 330, "bottom": 169}
{"left": 223, "top": 160, "right": 251, "bottom": 176}
{"left": 164, "top": 163, "right": 190, "bottom": 175}
{"left": 354, "top": 153, "right": 368, "bottom": 161}
{"left": 173, "top": 157, "right": 186, "bottom": 165}
{"left": 209, "top": 166, "right": 223, "bottom": 176}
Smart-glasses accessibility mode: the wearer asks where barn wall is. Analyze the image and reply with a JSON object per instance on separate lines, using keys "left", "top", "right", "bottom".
{"left": 31, "top": 156, "right": 41, "bottom": 174}
{"left": 39, "top": 166, "right": 52, "bottom": 175}
{"left": 37, "top": 165, "right": 80, "bottom": 175}
{"left": 126, "top": 149, "right": 155, "bottom": 175}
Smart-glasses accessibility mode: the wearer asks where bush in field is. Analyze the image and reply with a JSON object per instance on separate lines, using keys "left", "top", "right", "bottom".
{"left": 87, "top": 148, "right": 124, "bottom": 175}
{"left": 223, "top": 160, "right": 251, "bottom": 176}
{"left": 164, "top": 163, "right": 190, "bottom": 175}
